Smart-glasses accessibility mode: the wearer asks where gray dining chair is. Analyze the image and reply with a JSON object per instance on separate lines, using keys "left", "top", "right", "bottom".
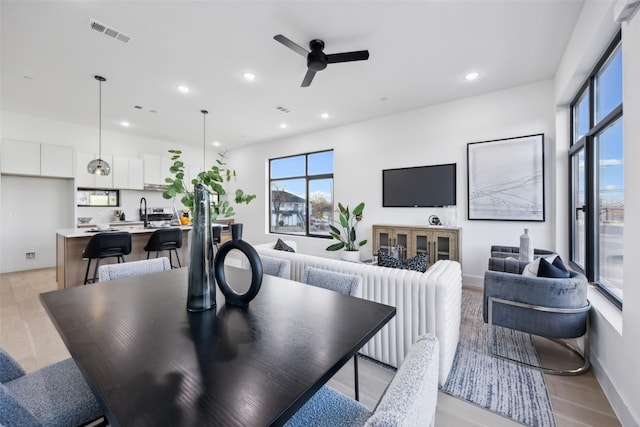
{"left": 0, "top": 348, "right": 104, "bottom": 427}
{"left": 259, "top": 255, "right": 291, "bottom": 279}
{"left": 301, "top": 267, "right": 363, "bottom": 399}
{"left": 285, "top": 334, "right": 439, "bottom": 427}
{"left": 98, "top": 257, "right": 171, "bottom": 282}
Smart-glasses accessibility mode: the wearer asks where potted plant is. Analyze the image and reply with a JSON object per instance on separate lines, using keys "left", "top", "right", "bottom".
{"left": 326, "top": 202, "right": 367, "bottom": 262}
{"left": 162, "top": 149, "right": 256, "bottom": 220}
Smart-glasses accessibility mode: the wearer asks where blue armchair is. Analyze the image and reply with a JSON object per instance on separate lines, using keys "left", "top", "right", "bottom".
{"left": 483, "top": 256, "right": 591, "bottom": 375}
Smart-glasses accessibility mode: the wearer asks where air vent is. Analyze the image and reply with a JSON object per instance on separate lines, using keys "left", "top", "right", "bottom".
{"left": 276, "top": 105, "right": 292, "bottom": 114}
{"left": 88, "top": 19, "right": 131, "bottom": 44}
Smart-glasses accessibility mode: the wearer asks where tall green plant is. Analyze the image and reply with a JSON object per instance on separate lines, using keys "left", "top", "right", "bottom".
{"left": 162, "top": 149, "right": 256, "bottom": 220}
{"left": 326, "top": 202, "right": 367, "bottom": 252}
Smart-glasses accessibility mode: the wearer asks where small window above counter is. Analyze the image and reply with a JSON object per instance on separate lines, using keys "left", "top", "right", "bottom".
{"left": 77, "top": 188, "right": 120, "bottom": 207}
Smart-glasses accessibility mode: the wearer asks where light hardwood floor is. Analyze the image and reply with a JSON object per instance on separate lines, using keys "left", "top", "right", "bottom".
{"left": 0, "top": 269, "right": 621, "bottom": 426}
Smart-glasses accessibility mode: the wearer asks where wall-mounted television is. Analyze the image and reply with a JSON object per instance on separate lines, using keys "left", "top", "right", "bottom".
{"left": 382, "top": 163, "right": 456, "bottom": 207}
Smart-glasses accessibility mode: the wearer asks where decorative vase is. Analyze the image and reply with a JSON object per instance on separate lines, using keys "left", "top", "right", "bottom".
{"left": 214, "top": 223, "right": 263, "bottom": 307}
{"left": 341, "top": 250, "right": 361, "bottom": 263}
{"left": 186, "top": 183, "right": 216, "bottom": 312}
{"left": 519, "top": 228, "right": 534, "bottom": 262}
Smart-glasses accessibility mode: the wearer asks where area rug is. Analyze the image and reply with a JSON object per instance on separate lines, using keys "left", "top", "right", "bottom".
{"left": 441, "top": 288, "right": 556, "bottom": 427}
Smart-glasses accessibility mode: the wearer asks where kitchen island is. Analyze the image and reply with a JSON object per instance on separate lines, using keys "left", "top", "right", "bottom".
{"left": 56, "top": 226, "right": 193, "bottom": 289}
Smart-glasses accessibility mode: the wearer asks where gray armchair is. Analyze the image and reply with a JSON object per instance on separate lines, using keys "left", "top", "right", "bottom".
{"left": 483, "top": 257, "right": 591, "bottom": 375}
{"left": 0, "top": 348, "right": 104, "bottom": 426}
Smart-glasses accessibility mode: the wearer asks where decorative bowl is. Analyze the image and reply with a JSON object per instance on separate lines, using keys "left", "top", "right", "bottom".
{"left": 78, "top": 217, "right": 92, "bottom": 224}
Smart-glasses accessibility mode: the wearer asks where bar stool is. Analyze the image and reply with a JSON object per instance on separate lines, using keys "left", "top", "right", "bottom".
{"left": 144, "top": 228, "right": 183, "bottom": 268}
{"left": 212, "top": 225, "right": 222, "bottom": 249}
{"left": 82, "top": 232, "right": 132, "bottom": 284}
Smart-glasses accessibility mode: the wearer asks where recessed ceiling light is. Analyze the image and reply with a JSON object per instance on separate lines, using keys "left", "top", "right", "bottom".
{"left": 321, "top": 113, "right": 330, "bottom": 119}
{"left": 280, "top": 123, "right": 288, "bottom": 129}
{"left": 177, "top": 85, "right": 190, "bottom": 93}
{"left": 120, "top": 121, "right": 130, "bottom": 127}
{"left": 464, "top": 72, "right": 480, "bottom": 81}
{"left": 212, "top": 141, "right": 221, "bottom": 147}
{"left": 243, "top": 72, "right": 257, "bottom": 81}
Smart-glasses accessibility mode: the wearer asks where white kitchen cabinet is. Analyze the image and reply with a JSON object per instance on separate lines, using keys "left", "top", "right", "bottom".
{"left": 41, "top": 144, "right": 74, "bottom": 177}
{"left": 143, "top": 153, "right": 173, "bottom": 186}
{"left": 76, "top": 152, "right": 113, "bottom": 188}
{"left": 113, "top": 156, "right": 144, "bottom": 190}
{"left": 1, "top": 139, "right": 74, "bottom": 178}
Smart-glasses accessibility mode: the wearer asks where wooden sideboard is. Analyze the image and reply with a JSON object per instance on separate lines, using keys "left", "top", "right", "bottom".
{"left": 372, "top": 224, "right": 460, "bottom": 269}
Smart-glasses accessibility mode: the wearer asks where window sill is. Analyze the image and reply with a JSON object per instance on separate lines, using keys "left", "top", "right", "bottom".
{"left": 587, "top": 285, "right": 622, "bottom": 335}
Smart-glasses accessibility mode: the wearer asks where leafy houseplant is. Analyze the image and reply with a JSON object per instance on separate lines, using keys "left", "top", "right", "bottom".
{"left": 162, "top": 149, "right": 256, "bottom": 220}
{"left": 326, "top": 202, "right": 367, "bottom": 252}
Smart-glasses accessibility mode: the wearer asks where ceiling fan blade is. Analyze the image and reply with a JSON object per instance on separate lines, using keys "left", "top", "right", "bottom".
{"left": 327, "top": 50, "right": 370, "bottom": 64}
{"left": 301, "top": 69, "right": 316, "bottom": 87}
{"left": 274, "top": 34, "right": 308, "bottom": 57}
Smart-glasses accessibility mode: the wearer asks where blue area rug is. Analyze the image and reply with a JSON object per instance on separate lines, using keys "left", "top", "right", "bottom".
{"left": 441, "top": 289, "right": 556, "bottom": 427}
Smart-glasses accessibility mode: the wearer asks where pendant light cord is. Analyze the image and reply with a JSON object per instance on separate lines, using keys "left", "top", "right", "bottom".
{"left": 201, "top": 109, "right": 208, "bottom": 172}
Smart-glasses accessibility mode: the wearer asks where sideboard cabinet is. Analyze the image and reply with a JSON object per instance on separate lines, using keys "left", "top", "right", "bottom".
{"left": 372, "top": 224, "right": 460, "bottom": 269}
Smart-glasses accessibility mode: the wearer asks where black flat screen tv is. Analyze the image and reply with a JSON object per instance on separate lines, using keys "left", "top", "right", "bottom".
{"left": 382, "top": 163, "right": 456, "bottom": 207}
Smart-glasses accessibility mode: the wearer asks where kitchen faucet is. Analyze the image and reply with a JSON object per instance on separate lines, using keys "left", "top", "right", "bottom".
{"left": 140, "top": 197, "right": 148, "bottom": 228}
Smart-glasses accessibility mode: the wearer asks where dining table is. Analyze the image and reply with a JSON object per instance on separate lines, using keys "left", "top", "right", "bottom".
{"left": 39, "top": 266, "right": 396, "bottom": 426}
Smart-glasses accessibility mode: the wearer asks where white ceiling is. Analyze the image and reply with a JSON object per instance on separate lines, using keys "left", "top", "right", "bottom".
{"left": 1, "top": 0, "right": 584, "bottom": 150}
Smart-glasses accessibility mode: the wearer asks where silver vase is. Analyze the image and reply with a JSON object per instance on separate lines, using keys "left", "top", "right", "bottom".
{"left": 186, "top": 183, "right": 216, "bottom": 312}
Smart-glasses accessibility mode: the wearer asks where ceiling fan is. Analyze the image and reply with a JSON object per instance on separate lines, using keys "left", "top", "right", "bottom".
{"left": 274, "top": 34, "right": 369, "bottom": 87}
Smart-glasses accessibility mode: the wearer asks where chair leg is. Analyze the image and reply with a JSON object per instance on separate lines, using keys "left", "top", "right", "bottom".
{"left": 488, "top": 296, "right": 591, "bottom": 375}
{"left": 168, "top": 250, "right": 173, "bottom": 268}
{"left": 354, "top": 353, "right": 359, "bottom": 401}
{"left": 174, "top": 249, "right": 182, "bottom": 268}
{"left": 84, "top": 259, "right": 92, "bottom": 285}
{"left": 92, "top": 258, "right": 101, "bottom": 284}
{"left": 147, "top": 252, "right": 151, "bottom": 260}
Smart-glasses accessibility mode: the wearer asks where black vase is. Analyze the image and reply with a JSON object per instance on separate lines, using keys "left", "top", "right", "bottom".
{"left": 186, "top": 184, "right": 216, "bottom": 312}
{"left": 214, "top": 223, "right": 263, "bottom": 307}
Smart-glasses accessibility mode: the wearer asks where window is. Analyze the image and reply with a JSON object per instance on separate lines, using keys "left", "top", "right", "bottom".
{"left": 569, "top": 32, "right": 623, "bottom": 308}
{"left": 269, "top": 150, "right": 334, "bottom": 237}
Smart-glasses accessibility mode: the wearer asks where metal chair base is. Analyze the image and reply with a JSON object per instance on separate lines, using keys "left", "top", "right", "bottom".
{"left": 488, "top": 296, "right": 591, "bottom": 376}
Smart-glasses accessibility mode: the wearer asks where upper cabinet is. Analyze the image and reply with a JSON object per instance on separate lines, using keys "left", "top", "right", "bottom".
{"left": 1, "top": 139, "right": 74, "bottom": 178}
{"left": 143, "top": 153, "right": 174, "bottom": 186}
{"left": 113, "top": 156, "right": 144, "bottom": 190}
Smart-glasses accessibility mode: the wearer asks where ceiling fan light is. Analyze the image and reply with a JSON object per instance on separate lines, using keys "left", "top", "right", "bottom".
{"left": 87, "top": 158, "right": 111, "bottom": 175}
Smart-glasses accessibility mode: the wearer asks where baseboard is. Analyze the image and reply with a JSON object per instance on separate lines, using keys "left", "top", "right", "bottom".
{"left": 462, "top": 274, "right": 483, "bottom": 288}
{"left": 590, "top": 354, "right": 639, "bottom": 427}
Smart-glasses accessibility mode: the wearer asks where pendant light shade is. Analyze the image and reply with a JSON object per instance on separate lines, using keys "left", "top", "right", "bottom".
{"left": 87, "top": 75, "right": 111, "bottom": 176}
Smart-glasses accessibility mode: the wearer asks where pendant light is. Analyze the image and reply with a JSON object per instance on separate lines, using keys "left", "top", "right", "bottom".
{"left": 201, "top": 109, "right": 208, "bottom": 172}
{"left": 87, "top": 75, "right": 111, "bottom": 176}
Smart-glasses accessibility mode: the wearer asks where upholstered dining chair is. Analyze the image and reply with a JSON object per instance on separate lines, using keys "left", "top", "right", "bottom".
{"left": 144, "top": 227, "right": 183, "bottom": 268}
{"left": 301, "top": 267, "right": 363, "bottom": 399}
{"left": 483, "top": 256, "right": 591, "bottom": 375}
{"left": 0, "top": 348, "right": 104, "bottom": 427}
{"left": 259, "top": 255, "right": 291, "bottom": 279}
{"left": 82, "top": 231, "right": 132, "bottom": 284}
{"left": 98, "top": 257, "right": 171, "bottom": 282}
{"left": 284, "top": 334, "right": 439, "bottom": 427}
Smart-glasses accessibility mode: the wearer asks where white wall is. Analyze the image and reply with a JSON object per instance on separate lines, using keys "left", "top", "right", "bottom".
{"left": 229, "top": 79, "right": 557, "bottom": 285}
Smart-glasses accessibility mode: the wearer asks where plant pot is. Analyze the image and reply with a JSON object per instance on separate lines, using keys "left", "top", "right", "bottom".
{"left": 341, "top": 250, "right": 361, "bottom": 263}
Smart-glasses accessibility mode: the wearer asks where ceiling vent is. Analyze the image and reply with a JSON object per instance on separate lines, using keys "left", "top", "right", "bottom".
{"left": 88, "top": 19, "right": 131, "bottom": 44}
{"left": 276, "top": 105, "right": 292, "bottom": 114}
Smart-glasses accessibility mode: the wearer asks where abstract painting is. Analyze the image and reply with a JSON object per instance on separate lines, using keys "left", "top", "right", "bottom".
{"left": 467, "top": 134, "right": 545, "bottom": 221}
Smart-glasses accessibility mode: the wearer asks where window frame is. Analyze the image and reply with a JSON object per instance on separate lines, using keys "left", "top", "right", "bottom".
{"left": 268, "top": 149, "right": 334, "bottom": 238}
{"left": 568, "top": 31, "right": 623, "bottom": 309}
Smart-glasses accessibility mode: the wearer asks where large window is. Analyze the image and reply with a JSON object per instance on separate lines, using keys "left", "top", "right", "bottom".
{"left": 569, "top": 32, "right": 623, "bottom": 307}
{"left": 269, "top": 150, "right": 334, "bottom": 237}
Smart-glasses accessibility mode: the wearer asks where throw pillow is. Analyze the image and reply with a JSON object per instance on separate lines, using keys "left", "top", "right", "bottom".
{"left": 537, "top": 256, "right": 570, "bottom": 278}
{"left": 377, "top": 250, "right": 404, "bottom": 269}
{"left": 273, "top": 238, "right": 295, "bottom": 252}
{"left": 377, "top": 250, "right": 429, "bottom": 272}
{"left": 552, "top": 255, "right": 570, "bottom": 273}
{"left": 522, "top": 254, "right": 558, "bottom": 277}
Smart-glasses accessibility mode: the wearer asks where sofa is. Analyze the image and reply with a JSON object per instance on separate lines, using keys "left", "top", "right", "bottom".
{"left": 253, "top": 241, "right": 462, "bottom": 386}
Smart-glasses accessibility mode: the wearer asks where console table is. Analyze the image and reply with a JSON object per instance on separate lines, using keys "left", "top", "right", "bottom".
{"left": 372, "top": 224, "right": 460, "bottom": 268}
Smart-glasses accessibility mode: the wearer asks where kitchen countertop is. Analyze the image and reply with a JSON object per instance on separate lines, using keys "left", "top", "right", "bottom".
{"left": 57, "top": 225, "right": 193, "bottom": 238}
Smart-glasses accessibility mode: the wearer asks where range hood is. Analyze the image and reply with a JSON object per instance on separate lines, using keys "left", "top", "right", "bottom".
{"left": 143, "top": 183, "right": 166, "bottom": 192}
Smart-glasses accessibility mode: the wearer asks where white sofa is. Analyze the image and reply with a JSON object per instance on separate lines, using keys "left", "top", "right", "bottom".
{"left": 253, "top": 241, "right": 462, "bottom": 386}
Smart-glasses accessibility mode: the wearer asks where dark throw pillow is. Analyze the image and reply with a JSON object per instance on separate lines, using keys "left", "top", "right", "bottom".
{"left": 274, "top": 238, "right": 295, "bottom": 252}
{"left": 377, "top": 250, "right": 429, "bottom": 272}
{"left": 537, "top": 256, "right": 570, "bottom": 278}
{"left": 552, "top": 255, "right": 569, "bottom": 273}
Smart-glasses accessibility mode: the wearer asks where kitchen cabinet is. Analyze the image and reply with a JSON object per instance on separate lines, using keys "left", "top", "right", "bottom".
{"left": 1, "top": 139, "right": 74, "bottom": 178}
{"left": 113, "top": 156, "right": 144, "bottom": 190}
{"left": 143, "top": 153, "right": 173, "bottom": 186}
{"left": 372, "top": 224, "right": 460, "bottom": 269}
{"left": 76, "top": 152, "right": 113, "bottom": 188}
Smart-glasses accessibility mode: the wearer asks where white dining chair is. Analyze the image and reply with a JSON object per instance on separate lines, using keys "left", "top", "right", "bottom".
{"left": 98, "top": 257, "right": 171, "bottom": 282}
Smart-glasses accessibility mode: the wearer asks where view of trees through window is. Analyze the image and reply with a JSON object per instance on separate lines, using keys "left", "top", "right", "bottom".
{"left": 269, "top": 150, "right": 334, "bottom": 237}
{"left": 569, "top": 33, "right": 623, "bottom": 307}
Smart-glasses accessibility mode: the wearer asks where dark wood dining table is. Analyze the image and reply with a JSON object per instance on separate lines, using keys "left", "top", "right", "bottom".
{"left": 40, "top": 266, "right": 395, "bottom": 427}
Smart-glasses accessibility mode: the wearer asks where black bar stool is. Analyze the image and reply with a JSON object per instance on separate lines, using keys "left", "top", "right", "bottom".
{"left": 82, "top": 232, "right": 132, "bottom": 284}
{"left": 144, "top": 228, "right": 183, "bottom": 268}
{"left": 212, "top": 226, "right": 222, "bottom": 249}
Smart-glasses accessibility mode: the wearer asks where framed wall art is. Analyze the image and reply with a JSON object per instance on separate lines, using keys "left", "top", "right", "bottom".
{"left": 467, "top": 134, "right": 545, "bottom": 221}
